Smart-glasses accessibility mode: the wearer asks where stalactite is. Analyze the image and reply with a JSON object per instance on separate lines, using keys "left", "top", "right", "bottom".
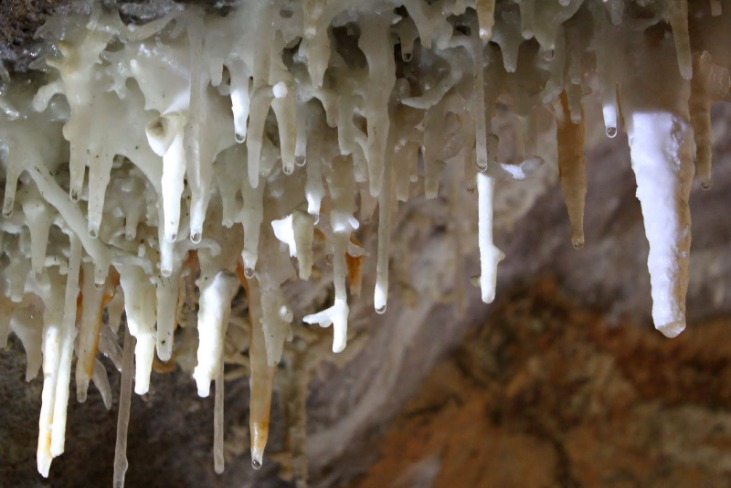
{"left": 556, "top": 91, "right": 587, "bottom": 248}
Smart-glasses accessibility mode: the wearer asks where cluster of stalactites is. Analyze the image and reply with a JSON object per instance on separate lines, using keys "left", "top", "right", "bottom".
{"left": 0, "top": 0, "right": 729, "bottom": 485}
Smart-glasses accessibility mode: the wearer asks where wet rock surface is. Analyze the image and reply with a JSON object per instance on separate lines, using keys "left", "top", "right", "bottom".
{"left": 355, "top": 279, "right": 731, "bottom": 488}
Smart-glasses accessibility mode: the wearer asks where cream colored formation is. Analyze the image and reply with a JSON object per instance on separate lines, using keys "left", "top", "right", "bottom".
{"left": 0, "top": 0, "right": 729, "bottom": 485}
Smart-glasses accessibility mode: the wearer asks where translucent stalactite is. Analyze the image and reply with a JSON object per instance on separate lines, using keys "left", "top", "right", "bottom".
{"left": 246, "top": 4, "right": 274, "bottom": 190}
{"left": 75, "top": 263, "right": 116, "bottom": 403}
{"left": 37, "top": 237, "right": 81, "bottom": 473}
{"left": 556, "top": 91, "right": 587, "bottom": 248}
{"left": 154, "top": 273, "right": 179, "bottom": 362}
{"left": 668, "top": 0, "right": 693, "bottom": 80}
{"left": 113, "top": 327, "right": 135, "bottom": 488}
{"left": 476, "top": 0, "right": 496, "bottom": 39}
{"left": 240, "top": 271, "right": 274, "bottom": 470}
{"left": 690, "top": 52, "right": 713, "bottom": 189}
{"left": 591, "top": 4, "right": 621, "bottom": 138}
{"left": 374, "top": 141, "right": 394, "bottom": 314}
{"left": 213, "top": 364, "right": 225, "bottom": 474}
{"left": 472, "top": 36, "right": 490, "bottom": 172}
{"left": 359, "top": 12, "right": 397, "bottom": 197}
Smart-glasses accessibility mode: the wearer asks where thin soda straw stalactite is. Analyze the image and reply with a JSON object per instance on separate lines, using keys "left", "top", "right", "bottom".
{"left": 237, "top": 260, "right": 274, "bottom": 470}
{"left": 113, "top": 326, "right": 135, "bottom": 488}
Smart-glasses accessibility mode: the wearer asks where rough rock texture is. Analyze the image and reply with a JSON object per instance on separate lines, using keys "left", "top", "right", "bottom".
{"left": 355, "top": 279, "right": 731, "bottom": 488}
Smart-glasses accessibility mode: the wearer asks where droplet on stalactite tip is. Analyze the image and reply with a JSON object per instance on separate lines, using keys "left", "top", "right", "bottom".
{"left": 251, "top": 458, "right": 262, "bottom": 470}
{"left": 657, "top": 320, "right": 686, "bottom": 339}
{"left": 272, "top": 81, "right": 288, "bottom": 99}
{"left": 541, "top": 49, "right": 555, "bottom": 61}
{"left": 606, "top": 126, "right": 618, "bottom": 138}
{"left": 375, "top": 304, "right": 386, "bottom": 314}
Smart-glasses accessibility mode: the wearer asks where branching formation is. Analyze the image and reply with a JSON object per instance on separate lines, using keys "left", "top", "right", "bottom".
{"left": 0, "top": 0, "right": 729, "bottom": 486}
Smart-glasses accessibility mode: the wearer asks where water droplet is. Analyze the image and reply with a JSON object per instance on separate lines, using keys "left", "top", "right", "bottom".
{"left": 403, "top": 52, "right": 412, "bottom": 62}
{"left": 190, "top": 231, "right": 202, "bottom": 244}
{"left": 251, "top": 458, "right": 262, "bottom": 470}
{"left": 375, "top": 304, "right": 387, "bottom": 314}
{"left": 235, "top": 132, "right": 245, "bottom": 143}
{"left": 161, "top": 266, "right": 173, "bottom": 278}
{"left": 606, "top": 126, "right": 617, "bottom": 138}
{"left": 3, "top": 198, "right": 14, "bottom": 216}
{"left": 272, "top": 81, "right": 288, "bottom": 98}
{"left": 521, "top": 156, "right": 544, "bottom": 173}
{"left": 70, "top": 189, "right": 79, "bottom": 201}
{"left": 283, "top": 165, "right": 293, "bottom": 175}
{"left": 295, "top": 155, "right": 306, "bottom": 167}
{"left": 244, "top": 267, "right": 255, "bottom": 279}
{"left": 279, "top": 305, "right": 293, "bottom": 322}
{"left": 657, "top": 319, "right": 685, "bottom": 339}
{"left": 88, "top": 225, "right": 99, "bottom": 239}
{"left": 95, "top": 267, "right": 107, "bottom": 286}
{"left": 571, "top": 237, "right": 585, "bottom": 250}
{"left": 701, "top": 180, "right": 711, "bottom": 191}
{"left": 475, "top": 159, "right": 489, "bottom": 173}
